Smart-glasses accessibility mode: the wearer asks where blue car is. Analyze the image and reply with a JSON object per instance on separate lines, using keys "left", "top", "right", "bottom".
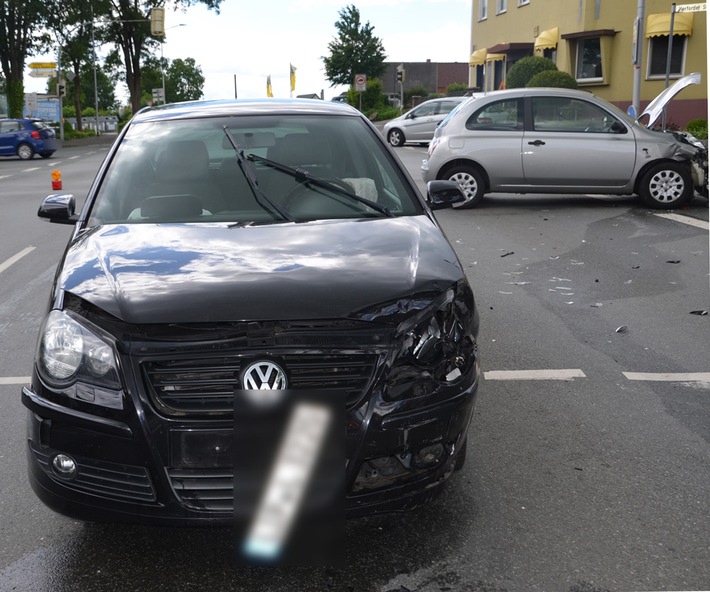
{"left": 0, "top": 118, "right": 58, "bottom": 160}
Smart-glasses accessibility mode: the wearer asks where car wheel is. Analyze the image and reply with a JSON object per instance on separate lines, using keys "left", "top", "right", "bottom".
{"left": 17, "top": 143, "right": 34, "bottom": 160}
{"left": 387, "top": 129, "right": 405, "bottom": 147}
{"left": 639, "top": 162, "right": 693, "bottom": 209}
{"left": 445, "top": 165, "right": 485, "bottom": 208}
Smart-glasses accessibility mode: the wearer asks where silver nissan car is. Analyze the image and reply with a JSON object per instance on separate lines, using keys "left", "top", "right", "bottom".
{"left": 421, "top": 73, "right": 707, "bottom": 210}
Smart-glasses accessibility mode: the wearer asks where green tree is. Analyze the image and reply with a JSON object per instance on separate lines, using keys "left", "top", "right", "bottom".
{"left": 0, "top": 0, "right": 50, "bottom": 117}
{"left": 526, "top": 70, "right": 578, "bottom": 89}
{"left": 98, "top": 0, "right": 221, "bottom": 113}
{"left": 140, "top": 55, "right": 204, "bottom": 105}
{"left": 506, "top": 55, "right": 557, "bottom": 89}
{"left": 322, "top": 4, "right": 386, "bottom": 87}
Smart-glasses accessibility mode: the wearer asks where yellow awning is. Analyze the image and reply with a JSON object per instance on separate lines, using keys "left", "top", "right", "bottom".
{"left": 534, "top": 27, "right": 559, "bottom": 51}
{"left": 646, "top": 13, "right": 694, "bottom": 37}
{"left": 486, "top": 53, "right": 506, "bottom": 62}
{"left": 470, "top": 49, "right": 487, "bottom": 66}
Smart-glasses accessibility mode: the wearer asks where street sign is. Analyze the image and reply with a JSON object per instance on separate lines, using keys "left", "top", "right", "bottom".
{"left": 29, "top": 68, "right": 56, "bottom": 78}
{"left": 354, "top": 74, "right": 367, "bottom": 92}
{"left": 152, "top": 88, "right": 165, "bottom": 102}
{"left": 29, "top": 62, "right": 57, "bottom": 69}
{"left": 674, "top": 3, "right": 706, "bottom": 12}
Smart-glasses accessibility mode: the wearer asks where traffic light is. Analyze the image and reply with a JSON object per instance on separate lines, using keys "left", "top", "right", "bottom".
{"left": 57, "top": 83, "right": 65, "bottom": 98}
{"left": 151, "top": 7, "right": 165, "bottom": 36}
{"left": 396, "top": 65, "right": 405, "bottom": 84}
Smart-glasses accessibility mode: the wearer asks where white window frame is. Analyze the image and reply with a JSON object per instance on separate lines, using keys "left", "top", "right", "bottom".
{"left": 646, "top": 35, "right": 688, "bottom": 80}
{"left": 518, "top": 0, "right": 530, "bottom": 6}
{"left": 479, "top": 0, "right": 488, "bottom": 20}
{"left": 574, "top": 37, "right": 603, "bottom": 83}
{"left": 497, "top": 0, "right": 507, "bottom": 14}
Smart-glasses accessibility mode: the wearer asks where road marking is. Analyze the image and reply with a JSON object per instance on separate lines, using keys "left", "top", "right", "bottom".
{"left": 69, "top": 155, "right": 81, "bottom": 160}
{"left": 653, "top": 212, "right": 708, "bottom": 230}
{"left": 484, "top": 369, "right": 586, "bottom": 380}
{"left": 0, "top": 175, "right": 10, "bottom": 180}
{"left": 0, "top": 246, "right": 35, "bottom": 274}
{"left": 21, "top": 167, "right": 40, "bottom": 173}
{"left": 624, "top": 372, "right": 710, "bottom": 382}
{"left": 0, "top": 377, "right": 31, "bottom": 385}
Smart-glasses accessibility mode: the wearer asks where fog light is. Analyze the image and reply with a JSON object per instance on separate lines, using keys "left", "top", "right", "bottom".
{"left": 51, "top": 454, "right": 77, "bottom": 479}
{"left": 413, "top": 444, "right": 444, "bottom": 468}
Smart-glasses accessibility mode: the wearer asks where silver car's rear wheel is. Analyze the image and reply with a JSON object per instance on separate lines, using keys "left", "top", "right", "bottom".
{"left": 445, "top": 165, "right": 485, "bottom": 208}
{"left": 639, "top": 162, "right": 693, "bottom": 209}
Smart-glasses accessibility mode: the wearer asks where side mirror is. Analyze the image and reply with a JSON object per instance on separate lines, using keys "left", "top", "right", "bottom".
{"left": 426, "top": 180, "right": 466, "bottom": 210}
{"left": 38, "top": 193, "right": 79, "bottom": 225}
{"left": 611, "top": 120, "right": 627, "bottom": 134}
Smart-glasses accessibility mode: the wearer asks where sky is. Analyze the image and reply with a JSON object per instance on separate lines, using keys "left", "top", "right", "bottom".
{"left": 24, "top": 0, "right": 472, "bottom": 103}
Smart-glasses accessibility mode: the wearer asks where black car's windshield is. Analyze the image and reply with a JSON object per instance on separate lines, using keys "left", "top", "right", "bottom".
{"left": 87, "top": 113, "right": 422, "bottom": 226}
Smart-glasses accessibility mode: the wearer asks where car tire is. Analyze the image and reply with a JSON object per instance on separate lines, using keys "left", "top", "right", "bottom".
{"left": 638, "top": 161, "right": 693, "bottom": 209}
{"left": 445, "top": 165, "right": 485, "bottom": 208}
{"left": 387, "top": 129, "right": 405, "bottom": 147}
{"left": 17, "top": 143, "right": 34, "bottom": 160}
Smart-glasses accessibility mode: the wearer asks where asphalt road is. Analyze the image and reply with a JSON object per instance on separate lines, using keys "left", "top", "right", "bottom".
{"left": 0, "top": 137, "right": 708, "bottom": 592}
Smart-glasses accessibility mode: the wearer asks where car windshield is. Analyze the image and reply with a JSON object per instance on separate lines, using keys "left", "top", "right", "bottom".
{"left": 87, "top": 114, "right": 423, "bottom": 226}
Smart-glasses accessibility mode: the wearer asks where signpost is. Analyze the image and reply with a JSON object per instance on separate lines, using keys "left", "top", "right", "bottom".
{"left": 28, "top": 68, "right": 56, "bottom": 78}
{"left": 29, "top": 61, "right": 57, "bottom": 69}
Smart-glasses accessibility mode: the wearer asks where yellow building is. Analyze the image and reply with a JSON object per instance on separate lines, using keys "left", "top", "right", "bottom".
{"left": 469, "top": 0, "right": 707, "bottom": 127}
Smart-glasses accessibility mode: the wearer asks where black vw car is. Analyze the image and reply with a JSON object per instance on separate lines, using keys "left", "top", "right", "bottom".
{"left": 23, "top": 99, "right": 479, "bottom": 561}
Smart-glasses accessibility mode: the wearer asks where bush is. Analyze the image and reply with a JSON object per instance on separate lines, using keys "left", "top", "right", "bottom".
{"left": 686, "top": 118, "right": 708, "bottom": 140}
{"left": 527, "top": 70, "right": 578, "bottom": 89}
{"left": 368, "top": 106, "right": 400, "bottom": 121}
{"left": 446, "top": 82, "right": 469, "bottom": 95}
{"left": 506, "top": 56, "right": 557, "bottom": 89}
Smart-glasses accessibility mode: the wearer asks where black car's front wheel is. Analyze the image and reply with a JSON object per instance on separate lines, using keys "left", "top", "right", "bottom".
{"left": 444, "top": 165, "right": 485, "bottom": 208}
{"left": 638, "top": 161, "right": 693, "bottom": 209}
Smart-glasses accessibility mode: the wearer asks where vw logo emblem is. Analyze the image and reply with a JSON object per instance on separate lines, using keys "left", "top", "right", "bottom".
{"left": 242, "top": 360, "right": 287, "bottom": 390}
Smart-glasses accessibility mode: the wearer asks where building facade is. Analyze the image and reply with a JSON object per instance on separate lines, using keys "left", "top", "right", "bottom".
{"left": 469, "top": 0, "right": 707, "bottom": 127}
{"left": 382, "top": 61, "right": 469, "bottom": 95}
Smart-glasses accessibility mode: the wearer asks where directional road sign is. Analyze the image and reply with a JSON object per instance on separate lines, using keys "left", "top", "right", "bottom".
{"left": 29, "top": 68, "right": 56, "bottom": 78}
{"left": 674, "top": 3, "right": 706, "bottom": 12}
{"left": 29, "top": 62, "right": 57, "bottom": 69}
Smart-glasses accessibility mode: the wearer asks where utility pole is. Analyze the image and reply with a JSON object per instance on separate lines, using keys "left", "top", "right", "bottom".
{"left": 631, "top": 0, "right": 645, "bottom": 118}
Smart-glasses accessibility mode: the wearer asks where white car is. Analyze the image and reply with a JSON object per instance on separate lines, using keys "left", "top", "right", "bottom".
{"left": 383, "top": 96, "right": 469, "bottom": 146}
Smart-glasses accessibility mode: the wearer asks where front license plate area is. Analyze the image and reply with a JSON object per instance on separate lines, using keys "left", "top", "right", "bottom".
{"left": 170, "top": 429, "right": 233, "bottom": 469}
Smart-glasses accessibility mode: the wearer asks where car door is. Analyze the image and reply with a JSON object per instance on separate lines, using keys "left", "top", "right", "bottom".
{"left": 0, "top": 121, "right": 20, "bottom": 156}
{"left": 522, "top": 96, "right": 637, "bottom": 189}
{"left": 405, "top": 101, "right": 441, "bottom": 142}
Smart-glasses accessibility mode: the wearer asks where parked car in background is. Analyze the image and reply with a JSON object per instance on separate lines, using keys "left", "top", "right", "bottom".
{"left": 24, "top": 99, "right": 480, "bottom": 563}
{"left": 384, "top": 96, "right": 469, "bottom": 147}
{"left": 422, "top": 73, "right": 707, "bottom": 210}
{"left": 0, "top": 118, "right": 58, "bottom": 160}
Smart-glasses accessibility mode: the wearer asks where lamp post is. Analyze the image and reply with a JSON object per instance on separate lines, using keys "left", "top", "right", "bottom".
{"left": 161, "top": 24, "right": 186, "bottom": 104}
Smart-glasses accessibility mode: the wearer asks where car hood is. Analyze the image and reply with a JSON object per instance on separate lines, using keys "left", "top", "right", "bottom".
{"left": 58, "top": 217, "right": 463, "bottom": 324}
{"left": 638, "top": 72, "right": 701, "bottom": 128}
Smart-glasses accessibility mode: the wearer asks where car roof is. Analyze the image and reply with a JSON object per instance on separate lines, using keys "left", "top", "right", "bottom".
{"left": 131, "top": 98, "right": 363, "bottom": 124}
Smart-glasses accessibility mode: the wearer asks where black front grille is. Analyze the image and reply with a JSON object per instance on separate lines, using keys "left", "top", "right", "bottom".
{"left": 143, "top": 353, "right": 378, "bottom": 416}
{"left": 167, "top": 468, "right": 233, "bottom": 512}
{"left": 30, "top": 442, "right": 156, "bottom": 503}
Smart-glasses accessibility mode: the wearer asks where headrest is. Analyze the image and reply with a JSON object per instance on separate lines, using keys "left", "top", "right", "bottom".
{"left": 155, "top": 140, "right": 210, "bottom": 181}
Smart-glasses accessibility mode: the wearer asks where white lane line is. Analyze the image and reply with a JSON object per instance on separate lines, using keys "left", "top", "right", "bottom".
{"left": 21, "top": 167, "right": 40, "bottom": 173}
{"left": 69, "top": 155, "right": 81, "bottom": 160}
{"left": 484, "top": 369, "right": 586, "bottom": 381}
{"left": 0, "top": 377, "right": 31, "bottom": 385}
{"left": 0, "top": 246, "right": 36, "bottom": 274}
{"left": 653, "top": 212, "right": 708, "bottom": 230}
{"left": 624, "top": 372, "right": 710, "bottom": 382}
{"left": 0, "top": 175, "right": 11, "bottom": 180}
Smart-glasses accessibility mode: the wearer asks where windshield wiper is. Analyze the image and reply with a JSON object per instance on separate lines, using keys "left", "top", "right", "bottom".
{"left": 222, "top": 126, "right": 295, "bottom": 222}
{"left": 246, "top": 153, "right": 394, "bottom": 218}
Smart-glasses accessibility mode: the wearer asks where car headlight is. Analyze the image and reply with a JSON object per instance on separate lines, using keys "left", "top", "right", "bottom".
{"left": 386, "top": 281, "right": 478, "bottom": 400}
{"left": 37, "top": 310, "right": 122, "bottom": 394}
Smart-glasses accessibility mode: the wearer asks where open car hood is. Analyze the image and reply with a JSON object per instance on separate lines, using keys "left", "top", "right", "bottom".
{"left": 637, "top": 72, "right": 701, "bottom": 128}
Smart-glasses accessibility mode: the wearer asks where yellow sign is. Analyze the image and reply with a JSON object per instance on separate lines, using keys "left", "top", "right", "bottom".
{"left": 29, "top": 62, "right": 57, "bottom": 69}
